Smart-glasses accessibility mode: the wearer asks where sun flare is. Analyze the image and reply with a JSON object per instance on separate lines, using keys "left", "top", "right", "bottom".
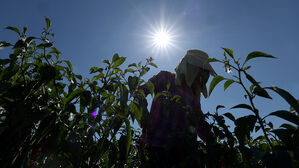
{"left": 153, "top": 30, "right": 171, "bottom": 48}
{"left": 145, "top": 22, "right": 179, "bottom": 55}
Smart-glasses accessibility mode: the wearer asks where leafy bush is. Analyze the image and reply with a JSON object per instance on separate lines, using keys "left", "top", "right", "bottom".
{"left": 0, "top": 18, "right": 298, "bottom": 167}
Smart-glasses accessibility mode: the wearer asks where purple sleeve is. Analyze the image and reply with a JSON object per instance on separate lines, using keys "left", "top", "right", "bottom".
{"left": 138, "top": 71, "right": 170, "bottom": 95}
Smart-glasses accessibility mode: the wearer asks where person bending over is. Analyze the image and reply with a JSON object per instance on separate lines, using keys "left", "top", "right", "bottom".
{"left": 136, "top": 50, "right": 217, "bottom": 167}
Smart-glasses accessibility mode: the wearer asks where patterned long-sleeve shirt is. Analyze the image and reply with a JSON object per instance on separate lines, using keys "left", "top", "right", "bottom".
{"left": 138, "top": 71, "right": 211, "bottom": 148}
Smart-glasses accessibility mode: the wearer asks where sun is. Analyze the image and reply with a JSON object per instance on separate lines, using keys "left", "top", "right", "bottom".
{"left": 153, "top": 30, "right": 171, "bottom": 48}
{"left": 145, "top": 22, "right": 179, "bottom": 55}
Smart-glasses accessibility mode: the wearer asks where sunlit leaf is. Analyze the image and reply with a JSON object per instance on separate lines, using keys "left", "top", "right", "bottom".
{"left": 112, "top": 53, "right": 120, "bottom": 63}
{"left": 128, "top": 76, "right": 139, "bottom": 92}
{"left": 146, "top": 81, "right": 154, "bottom": 96}
{"left": 112, "top": 57, "right": 126, "bottom": 68}
{"left": 128, "top": 63, "right": 137, "bottom": 67}
{"left": 45, "top": 17, "right": 51, "bottom": 29}
{"left": 149, "top": 62, "right": 158, "bottom": 68}
{"left": 102, "top": 59, "right": 110, "bottom": 65}
{"left": 49, "top": 47, "right": 61, "bottom": 55}
{"left": 6, "top": 26, "right": 21, "bottom": 35}
{"left": 222, "top": 47, "right": 234, "bottom": 59}
{"left": 64, "top": 60, "right": 73, "bottom": 72}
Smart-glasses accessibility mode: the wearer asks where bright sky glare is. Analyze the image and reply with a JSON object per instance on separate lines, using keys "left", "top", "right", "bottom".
{"left": 153, "top": 30, "right": 171, "bottom": 48}
{"left": 144, "top": 20, "right": 180, "bottom": 57}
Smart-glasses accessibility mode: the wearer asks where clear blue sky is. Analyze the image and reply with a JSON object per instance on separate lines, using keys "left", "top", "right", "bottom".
{"left": 1, "top": 0, "right": 299, "bottom": 129}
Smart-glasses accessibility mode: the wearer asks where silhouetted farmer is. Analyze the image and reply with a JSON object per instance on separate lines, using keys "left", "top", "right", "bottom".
{"left": 136, "top": 50, "right": 217, "bottom": 167}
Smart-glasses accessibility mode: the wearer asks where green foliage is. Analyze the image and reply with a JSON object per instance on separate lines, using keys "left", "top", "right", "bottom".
{"left": 0, "top": 19, "right": 298, "bottom": 168}
{"left": 0, "top": 18, "right": 155, "bottom": 167}
{"left": 208, "top": 47, "right": 298, "bottom": 167}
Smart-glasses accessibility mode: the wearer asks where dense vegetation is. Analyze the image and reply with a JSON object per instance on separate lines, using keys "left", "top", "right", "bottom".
{"left": 0, "top": 18, "right": 298, "bottom": 167}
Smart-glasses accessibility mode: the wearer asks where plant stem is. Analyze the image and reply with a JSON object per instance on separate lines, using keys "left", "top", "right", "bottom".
{"left": 236, "top": 64, "right": 273, "bottom": 149}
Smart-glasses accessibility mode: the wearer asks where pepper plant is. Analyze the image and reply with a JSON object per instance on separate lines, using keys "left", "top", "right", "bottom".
{"left": 1, "top": 18, "right": 298, "bottom": 168}
{"left": 0, "top": 17, "right": 155, "bottom": 167}
{"left": 207, "top": 48, "right": 299, "bottom": 167}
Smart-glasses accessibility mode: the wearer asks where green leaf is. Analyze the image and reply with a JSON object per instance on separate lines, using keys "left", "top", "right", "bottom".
{"left": 125, "top": 119, "right": 131, "bottom": 154}
{"left": 112, "top": 53, "right": 120, "bottom": 63}
{"left": 209, "top": 75, "right": 225, "bottom": 95}
{"left": 129, "top": 102, "right": 142, "bottom": 126}
{"left": 249, "top": 84, "right": 255, "bottom": 93}
{"left": 13, "top": 40, "right": 25, "bottom": 48}
{"left": 244, "top": 72, "right": 259, "bottom": 86}
{"left": 224, "top": 79, "right": 235, "bottom": 91}
{"left": 231, "top": 104, "right": 253, "bottom": 111}
{"left": 234, "top": 115, "right": 257, "bottom": 146}
{"left": 49, "top": 47, "right": 61, "bottom": 55}
{"left": 6, "top": 26, "right": 21, "bottom": 35}
{"left": 112, "top": 57, "right": 126, "bottom": 68}
{"left": 64, "top": 60, "right": 73, "bottom": 72}
{"left": 0, "top": 59, "right": 10, "bottom": 65}
{"left": 102, "top": 59, "right": 110, "bottom": 65}
{"left": 242, "top": 66, "right": 251, "bottom": 71}
{"left": 222, "top": 47, "right": 234, "bottom": 59}
{"left": 37, "top": 42, "right": 53, "bottom": 48}
{"left": 120, "top": 84, "right": 128, "bottom": 107}
{"left": 149, "top": 62, "right": 158, "bottom": 68}
{"left": 0, "top": 41, "right": 12, "bottom": 48}
{"left": 45, "top": 17, "right": 51, "bottom": 29}
{"left": 128, "top": 76, "right": 139, "bottom": 92}
{"left": 271, "top": 129, "right": 291, "bottom": 144}
{"left": 244, "top": 51, "right": 276, "bottom": 64}
{"left": 124, "top": 68, "right": 135, "bottom": 73}
{"left": 280, "top": 123, "right": 297, "bottom": 130}
{"left": 39, "top": 64, "right": 56, "bottom": 83}
{"left": 208, "top": 58, "right": 221, "bottom": 63}
{"left": 166, "top": 83, "right": 171, "bottom": 90}
{"left": 128, "top": 63, "right": 137, "bottom": 67}
{"left": 253, "top": 86, "right": 272, "bottom": 99}
{"left": 146, "top": 81, "right": 154, "bottom": 96}
{"left": 154, "top": 92, "right": 162, "bottom": 101}
{"left": 24, "top": 36, "right": 35, "bottom": 46}
{"left": 223, "top": 112, "right": 235, "bottom": 121}
{"left": 64, "top": 88, "right": 86, "bottom": 105}
{"left": 268, "top": 110, "right": 299, "bottom": 126}
{"left": 267, "top": 86, "right": 299, "bottom": 114}
{"left": 80, "top": 91, "right": 92, "bottom": 108}
{"left": 216, "top": 105, "right": 225, "bottom": 111}
{"left": 118, "top": 120, "right": 132, "bottom": 166}
{"left": 171, "top": 95, "right": 181, "bottom": 102}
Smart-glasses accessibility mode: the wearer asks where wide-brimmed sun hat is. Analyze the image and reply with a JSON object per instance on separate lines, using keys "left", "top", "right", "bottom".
{"left": 175, "top": 49, "right": 217, "bottom": 98}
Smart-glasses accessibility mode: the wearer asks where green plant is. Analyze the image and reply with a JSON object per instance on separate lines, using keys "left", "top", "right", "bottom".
{"left": 0, "top": 18, "right": 156, "bottom": 167}
{"left": 1, "top": 18, "right": 298, "bottom": 168}
{"left": 207, "top": 48, "right": 299, "bottom": 167}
